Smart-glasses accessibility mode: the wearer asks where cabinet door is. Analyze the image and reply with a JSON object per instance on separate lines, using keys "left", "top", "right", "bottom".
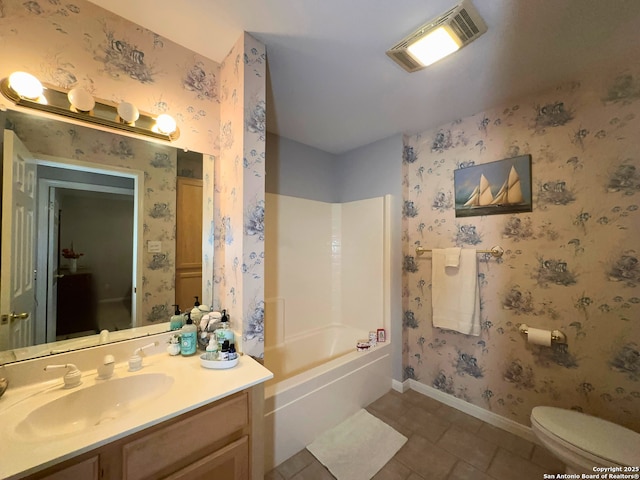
{"left": 163, "top": 436, "right": 248, "bottom": 480}
{"left": 122, "top": 392, "right": 248, "bottom": 480}
{"left": 37, "top": 456, "right": 99, "bottom": 480}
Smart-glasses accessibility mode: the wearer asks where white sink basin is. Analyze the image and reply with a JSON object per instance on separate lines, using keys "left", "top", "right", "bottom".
{"left": 12, "top": 373, "right": 174, "bottom": 440}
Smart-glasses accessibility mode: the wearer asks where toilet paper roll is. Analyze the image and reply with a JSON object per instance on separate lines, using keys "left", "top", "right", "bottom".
{"left": 527, "top": 327, "right": 552, "bottom": 347}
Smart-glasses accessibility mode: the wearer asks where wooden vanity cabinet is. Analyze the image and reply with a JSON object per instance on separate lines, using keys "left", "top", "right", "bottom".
{"left": 27, "top": 386, "right": 264, "bottom": 480}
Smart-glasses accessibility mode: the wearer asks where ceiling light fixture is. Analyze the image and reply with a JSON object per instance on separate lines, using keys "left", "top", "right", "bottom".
{"left": 0, "top": 72, "right": 180, "bottom": 141}
{"left": 386, "top": 0, "right": 487, "bottom": 73}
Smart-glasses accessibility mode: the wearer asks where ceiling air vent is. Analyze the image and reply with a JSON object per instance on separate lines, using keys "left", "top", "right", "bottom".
{"left": 386, "top": 0, "right": 487, "bottom": 73}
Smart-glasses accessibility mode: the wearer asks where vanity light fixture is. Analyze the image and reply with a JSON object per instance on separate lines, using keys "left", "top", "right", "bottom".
{"left": 154, "top": 113, "right": 177, "bottom": 135}
{"left": 386, "top": 0, "right": 487, "bottom": 72}
{"left": 8, "top": 71, "right": 44, "bottom": 101}
{"left": 0, "top": 72, "right": 180, "bottom": 141}
{"left": 67, "top": 87, "right": 95, "bottom": 113}
{"left": 117, "top": 101, "right": 140, "bottom": 124}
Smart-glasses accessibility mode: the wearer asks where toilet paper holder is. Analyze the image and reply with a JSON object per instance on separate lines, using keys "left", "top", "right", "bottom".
{"left": 519, "top": 324, "right": 567, "bottom": 344}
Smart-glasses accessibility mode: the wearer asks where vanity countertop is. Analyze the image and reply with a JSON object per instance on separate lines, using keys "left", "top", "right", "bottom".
{"left": 0, "top": 352, "right": 273, "bottom": 479}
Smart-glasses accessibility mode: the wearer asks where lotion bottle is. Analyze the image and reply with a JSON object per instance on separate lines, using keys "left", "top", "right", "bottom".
{"left": 190, "top": 296, "right": 204, "bottom": 326}
{"left": 214, "top": 309, "right": 235, "bottom": 345}
{"left": 170, "top": 304, "right": 184, "bottom": 331}
{"left": 180, "top": 313, "right": 197, "bottom": 356}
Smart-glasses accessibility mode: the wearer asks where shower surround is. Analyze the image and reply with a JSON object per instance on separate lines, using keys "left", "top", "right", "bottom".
{"left": 263, "top": 193, "right": 392, "bottom": 469}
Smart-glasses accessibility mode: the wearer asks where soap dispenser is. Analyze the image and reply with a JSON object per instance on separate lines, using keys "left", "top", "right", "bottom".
{"left": 180, "top": 313, "right": 197, "bottom": 356}
{"left": 170, "top": 304, "right": 184, "bottom": 331}
{"left": 190, "top": 296, "right": 204, "bottom": 326}
{"left": 214, "top": 309, "right": 235, "bottom": 345}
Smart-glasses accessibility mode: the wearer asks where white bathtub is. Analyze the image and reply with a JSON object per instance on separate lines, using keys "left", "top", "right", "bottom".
{"left": 263, "top": 325, "right": 391, "bottom": 470}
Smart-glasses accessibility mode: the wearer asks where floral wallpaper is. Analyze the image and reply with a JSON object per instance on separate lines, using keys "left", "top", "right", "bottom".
{"left": 402, "top": 69, "right": 640, "bottom": 432}
{"left": 214, "top": 33, "right": 266, "bottom": 358}
{"left": 0, "top": 0, "right": 220, "bottom": 154}
{"left": 1, "top": 0, "right": 267, "bottom": 357}
{"left": 6, "top": 110, "right": 177, "bottom": 325}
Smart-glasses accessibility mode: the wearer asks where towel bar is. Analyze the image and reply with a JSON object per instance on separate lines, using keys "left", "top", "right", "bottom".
{"left": 415, "top": 245, "right": 504, "bottom": 258}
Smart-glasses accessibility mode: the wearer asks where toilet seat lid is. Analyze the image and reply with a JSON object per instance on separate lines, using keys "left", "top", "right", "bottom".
{"left": 531, "top": 406, "right": 640, "bottom": 466}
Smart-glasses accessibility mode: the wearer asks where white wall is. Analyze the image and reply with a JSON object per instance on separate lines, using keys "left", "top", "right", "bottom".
{"left": 266, "top": 133, "right": 338, "bottom": 202}
{"left": 265, "top": 194, "right": 334, "bottom": 342}
{"left": 265, "top": 132, "right": 404, "bottom": 380}
{"left": 60, "top": 193, "right": 134, "bottom": 301}
{"left": 340, "top": 197, "right": 385, "bottom": 334}
{"left": 337, "top": 135, "right": 403, "bottom": 381}
{"left": 264, "top": 194, "right": 387, "bottom": 345}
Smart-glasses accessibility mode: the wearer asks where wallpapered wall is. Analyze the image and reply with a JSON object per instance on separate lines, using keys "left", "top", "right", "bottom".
{"left": 0, "top": 0, "right": 220, "bottom": 326}
{"left": 402, "top": 68, "right": 640, "bottom": 431}
{"left": 0, "top": 0, "right": 220, "bottom": 154}
{"left": 2, "top": 0, "right": 267, "bottom": 360}
{"left": 214, "top": 33, "right": 266, "bottom": 358}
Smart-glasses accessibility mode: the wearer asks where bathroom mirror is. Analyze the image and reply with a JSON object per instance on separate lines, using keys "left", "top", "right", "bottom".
{"left": 0, "top": 108, "right": 207, "bottom": 364}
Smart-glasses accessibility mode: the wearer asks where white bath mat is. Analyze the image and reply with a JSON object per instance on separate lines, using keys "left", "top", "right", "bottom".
{"left": 307, "top": 409, "right": 407, "bottom": 480}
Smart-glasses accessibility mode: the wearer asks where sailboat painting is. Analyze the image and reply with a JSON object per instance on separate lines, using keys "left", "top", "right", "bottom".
{"left": 454, "top": 155, "right": 532, "bottom": 217}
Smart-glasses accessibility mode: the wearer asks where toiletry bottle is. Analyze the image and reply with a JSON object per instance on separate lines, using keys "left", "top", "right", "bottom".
{"left": 180, "top": 313, "right": 197, "bottom": 356}
{"left": 190, "top": 296, "right": 204, "bottom": 325}
{"left": 214, "top": 309, "right": 235, "bottom": 345}
{"left": 205, "top": 336, "right": 219, "bottom": 361}
{"left": 228, "top": 343, "right": 237, "bottom": 361}
{"left": 219, "top": 340, "right": 230, "bottom": 361}
{"left": 170, "top": 304, "right": 183, "bottom": 331}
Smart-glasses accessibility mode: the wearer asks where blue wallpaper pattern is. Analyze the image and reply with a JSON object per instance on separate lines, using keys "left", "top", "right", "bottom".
{"left": 403, "top": 71, "right": 640, "bottom": 431}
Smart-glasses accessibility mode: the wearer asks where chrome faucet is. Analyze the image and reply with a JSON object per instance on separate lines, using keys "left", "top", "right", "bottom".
{"left": 44, "top": 363, "right": 82, "bottom": 388}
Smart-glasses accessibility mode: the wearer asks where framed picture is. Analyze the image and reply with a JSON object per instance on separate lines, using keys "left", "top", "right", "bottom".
{"left": 454, "top": 154, "right": 532, "bottom": 218}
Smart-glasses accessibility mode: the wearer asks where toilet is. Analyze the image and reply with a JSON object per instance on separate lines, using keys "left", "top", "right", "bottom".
{"left": 531, "top": 406, "right": 640, "bottom": 474}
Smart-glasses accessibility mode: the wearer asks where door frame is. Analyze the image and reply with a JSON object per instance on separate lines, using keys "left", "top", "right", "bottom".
{"left": 33, "top": 154, "right": 143, "bottom": 343}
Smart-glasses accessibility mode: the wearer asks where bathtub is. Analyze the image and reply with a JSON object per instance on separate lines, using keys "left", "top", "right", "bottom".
{"left": 263, "top": 324, "right": 391, "bottom": 470}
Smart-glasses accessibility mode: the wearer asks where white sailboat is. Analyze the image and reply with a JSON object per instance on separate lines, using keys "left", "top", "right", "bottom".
{"left": 463, "top": 174, "right": 494, "bottom": 206}
{"left": 490, "top": 166, "right": 523, "bottom": 205}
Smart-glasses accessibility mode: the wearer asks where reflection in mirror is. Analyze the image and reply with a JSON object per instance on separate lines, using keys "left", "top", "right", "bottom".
{"left": 0, "top": 109, "right": 205, "bottom": 364}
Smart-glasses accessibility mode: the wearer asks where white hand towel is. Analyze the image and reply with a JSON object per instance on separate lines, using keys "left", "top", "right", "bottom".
{"left": 444, "top": 247, "right": 461, "bottom": 268}
{"left": 431, "top": 248, "right": 480, "bottom": 336}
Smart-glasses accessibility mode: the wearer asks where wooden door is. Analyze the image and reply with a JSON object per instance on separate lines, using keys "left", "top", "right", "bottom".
{"left": 175, "top": 177, "right": 202, "bottom": 308}
{"left": 1, "top": 131, "right": 36, "bottom": 350}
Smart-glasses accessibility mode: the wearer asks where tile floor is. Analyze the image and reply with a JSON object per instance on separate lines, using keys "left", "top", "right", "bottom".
{"left": 265, "top": 388, "right": 566, "bottom": 480}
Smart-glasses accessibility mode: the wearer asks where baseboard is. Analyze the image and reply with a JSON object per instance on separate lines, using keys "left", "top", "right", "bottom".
{"left": 392, "top": 379, "right": 409, "bottom": 393}
{"left": 408, "top": 380, "right": 538, "bottom": 444}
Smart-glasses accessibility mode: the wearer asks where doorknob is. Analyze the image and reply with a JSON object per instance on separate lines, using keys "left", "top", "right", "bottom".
{"left": 9, "top": 312, "right": 29, "bottom": 321}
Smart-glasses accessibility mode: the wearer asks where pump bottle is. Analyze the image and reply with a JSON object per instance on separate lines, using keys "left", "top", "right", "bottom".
{"left": 180, "top": 313, "right": 197, "bottom": 356}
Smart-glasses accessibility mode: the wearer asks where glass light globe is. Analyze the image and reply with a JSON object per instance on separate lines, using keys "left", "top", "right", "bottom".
{"left": 155, "top": 114, "right": 177, "bottom": 134}
{"left": 8, "top": 72, "right": 43, "bottom": 99}
{"left": 67, "top": 87, "right": 95, "bottom": 112}
{"left": 117, "top": 101, "right": 140, "bottom": 123}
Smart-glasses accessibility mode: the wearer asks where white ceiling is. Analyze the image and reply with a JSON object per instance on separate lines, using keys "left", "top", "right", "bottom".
{"left": 88, "top": 0, "right": 640, "bottom": 155}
